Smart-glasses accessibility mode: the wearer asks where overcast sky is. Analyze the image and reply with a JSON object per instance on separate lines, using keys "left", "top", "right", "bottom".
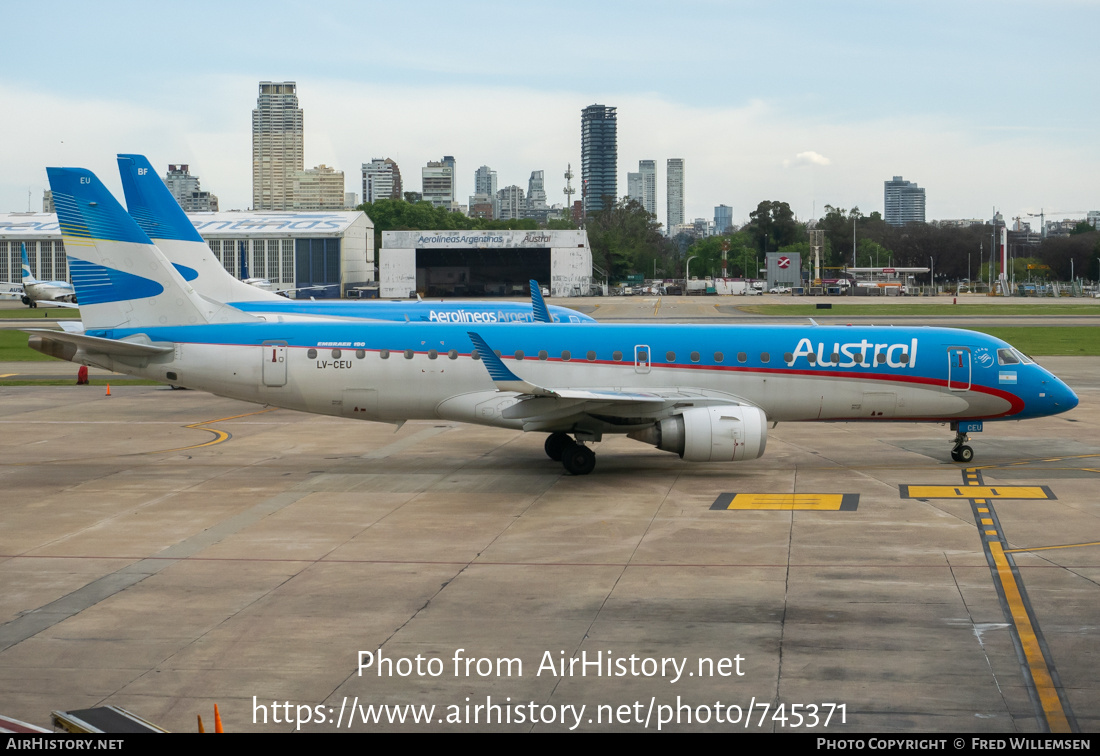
{"left": 3, "top": 0, "right": 1097, "bottom": 229}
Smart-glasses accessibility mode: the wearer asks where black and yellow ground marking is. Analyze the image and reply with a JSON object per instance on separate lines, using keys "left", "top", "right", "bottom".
{"left": 710, "top": 493, "right": 858, "bottom": 511}
{"left": 144, "top": 407, "right": 278, "bottom": 455}
{"left": 899, "top": 484, "right": 1056, "bottom": 500}
{"left": 913, "top": 468, "right": 1077, "bottom": 733}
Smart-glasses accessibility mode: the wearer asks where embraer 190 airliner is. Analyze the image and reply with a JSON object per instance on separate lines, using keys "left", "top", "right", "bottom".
{"left": 30, "top": 167, "right": 1078, "bottom": 475}
{"left": 115, "top": 154, "right": 594, "bottom": 326}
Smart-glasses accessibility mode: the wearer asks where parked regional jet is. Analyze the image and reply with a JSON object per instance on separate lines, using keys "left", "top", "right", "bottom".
{"left": 116, "top": 154, "right": 594, "bottom": 325}
{"left": 20, "top": 243, "right": 77, "bottom": 308}
{"left": 1, "top": 282, "right": 24, "bottom": 301}
{"left": 30, "top": 167, "right": 1078, "bottom": 474}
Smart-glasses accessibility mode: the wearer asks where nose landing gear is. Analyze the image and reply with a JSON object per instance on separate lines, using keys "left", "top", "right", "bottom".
{"left": 950, "top": 424, "right": 974, "bottom": 463}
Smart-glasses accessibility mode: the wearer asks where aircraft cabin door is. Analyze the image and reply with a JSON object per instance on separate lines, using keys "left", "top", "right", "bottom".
{"left": 262, "top": 341, "right": 288, "bottom": 387}
{"left": 634, "top": 344, "right": 651, "bottom": 374}
{"left": 947, "top": 347, "right": 971, "bottom": 391}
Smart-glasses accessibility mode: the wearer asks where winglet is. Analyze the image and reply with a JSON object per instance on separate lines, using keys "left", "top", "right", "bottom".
{"left": 529, "top": 280, "right": 552, "bottom": 323}
{"left": 467, "top": 331, "right": 556, "bottom": 396}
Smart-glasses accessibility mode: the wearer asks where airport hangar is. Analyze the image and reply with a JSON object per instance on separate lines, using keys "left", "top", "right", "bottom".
{"left": 379, "top": 229, "right": 594, "bottom": 299}
{"left": 0, "top": 211, "right": 373, "bottom": 299}
{"left": 1, "top": 214, "right": 595, "bottom": 300}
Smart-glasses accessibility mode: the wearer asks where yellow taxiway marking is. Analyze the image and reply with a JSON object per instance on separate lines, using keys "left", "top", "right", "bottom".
{"left": 989, "top": 540, "right": 1071, "bottom": 732}
{"left": 1005, "top": 540, "right": 1100, "bottom": 554}
{"left": 653, "top": 297, "right": 662, "bottom": 316}
{"left": 146, "top": 407, "right": 278, "bottom": 455}
{"left": 0, "top": 374, "right": 16, "bottom": 378}
{"left": 900, "top": 485, "right": 1055, "bottom": 500}
{"left": 711, "top": 493, "right": 858, "bottom": 511}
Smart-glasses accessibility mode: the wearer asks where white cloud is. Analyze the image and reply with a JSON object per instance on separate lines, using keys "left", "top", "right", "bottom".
{"left": 784, "top": 151, "right": 832, "bottom": 168}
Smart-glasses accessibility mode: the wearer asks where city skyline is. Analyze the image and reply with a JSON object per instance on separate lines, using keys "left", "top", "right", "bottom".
{"left": 2, "top": 1, "right": 1096, "bottom": 227}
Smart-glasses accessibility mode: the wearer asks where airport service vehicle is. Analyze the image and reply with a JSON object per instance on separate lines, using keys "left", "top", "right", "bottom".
{"left": 116, "top": 154, "right": 594, "bottom": 325}
{"left": 19, "top": 243, "right": 77, "bottom": 308}
{"left": 30, "top": 167, "right": 1079, "bottom": 475}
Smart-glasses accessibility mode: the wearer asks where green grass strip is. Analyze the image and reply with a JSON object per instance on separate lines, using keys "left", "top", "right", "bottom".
{"left": 735, "top": 303, "right": 1100, "bottom": 317}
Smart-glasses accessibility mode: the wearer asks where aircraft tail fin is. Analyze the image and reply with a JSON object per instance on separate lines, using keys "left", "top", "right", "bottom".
{"left": 47, "top": 166, "right": 255, "bottom": 332}
{"left": 239, "top": 241, "right": 249, "bottom": 280}
{"left": 529, "top": 279, "right": 552, "bottom": 323}
{"left": 116, "top": 154, "right": 206, "bottom": 244}
{"left": 117, "top": 154, "right": 282, "bottom": 304}
{"left": 20, "top": 243, "right": 36, "bottom": 284}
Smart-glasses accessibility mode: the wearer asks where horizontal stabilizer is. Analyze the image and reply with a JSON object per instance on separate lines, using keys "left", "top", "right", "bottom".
{"left": 22, "top": 328, "right": 172, "bottom": 357}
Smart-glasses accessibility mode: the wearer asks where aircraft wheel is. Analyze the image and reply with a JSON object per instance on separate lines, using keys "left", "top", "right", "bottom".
{"left": 561, "top": 444, "right": 596, "bottom": 476}
{"left": 544, "top": 432, "right": 572, "bottom": 461}
{"left": 950, "top": 449, "right": 961, "bottom": 462}
{"left": 956, "top": 445, "right": 974, "bottom": 463}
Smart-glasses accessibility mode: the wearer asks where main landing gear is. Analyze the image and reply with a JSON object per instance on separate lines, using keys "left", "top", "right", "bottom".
{"left": 544, "top": 431, "right": 596, "bottom": 476}
{"left": 950, "top": 428, "right": 974, "bottom": 463}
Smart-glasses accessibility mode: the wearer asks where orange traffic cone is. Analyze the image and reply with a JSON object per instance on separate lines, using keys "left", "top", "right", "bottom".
{"left": 214, "top": 704, "right": 223, "bottom": 733}
{"left": 105, "top": 384, "right": 111, "bottom": 397}
{"left": 197, "top": 714, "right": 205, "bottom": 733}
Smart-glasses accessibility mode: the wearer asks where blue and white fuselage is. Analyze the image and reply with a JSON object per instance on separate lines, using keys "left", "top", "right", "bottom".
{"left": 78, "top": 320, "right": 1071, "bottom": 426}
{"left": 34, "top": 165, "right": 1078, "bottom": 474}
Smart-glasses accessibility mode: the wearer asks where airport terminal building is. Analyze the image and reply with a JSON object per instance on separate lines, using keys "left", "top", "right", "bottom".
{"left": 380, "top": 229, "right": 593, "bottom": 298}
{"left": 0, "top": 211, "right": 373, "bottom": 298}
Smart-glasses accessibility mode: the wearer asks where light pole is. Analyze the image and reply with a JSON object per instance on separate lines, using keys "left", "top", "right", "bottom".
{"left": 685, "top": 255, "right": 698, "bottom": 296}
{"left": 929, "top": 256, "right": 934, "bottom": 294}
{"left": 852, "top": 215, "right": 857, "bottom": 267}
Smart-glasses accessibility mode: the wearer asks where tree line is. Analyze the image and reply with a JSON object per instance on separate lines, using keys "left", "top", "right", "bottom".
{"left": 360, "top": 196, "right": 1099, "bottom": 283}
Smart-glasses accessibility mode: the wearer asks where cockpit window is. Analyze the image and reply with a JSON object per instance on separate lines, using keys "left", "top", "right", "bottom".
{"left": 997, "top": 348, "right": 1020, "bottom": 366}
{"left": 1014, "top": 348, "right": 1034, "bottom": 364}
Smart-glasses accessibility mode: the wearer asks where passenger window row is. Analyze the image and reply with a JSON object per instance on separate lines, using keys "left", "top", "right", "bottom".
{"left": 301, "top": 347, "right": 907, "bottom": 366}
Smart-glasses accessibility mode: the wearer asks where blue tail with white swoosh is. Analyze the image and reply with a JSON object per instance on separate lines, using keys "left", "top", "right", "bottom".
{"left": 47, "top": 166, "right": 254, "bottom": 332}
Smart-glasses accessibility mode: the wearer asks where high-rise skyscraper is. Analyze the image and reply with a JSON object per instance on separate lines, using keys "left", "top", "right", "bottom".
{"left": 639, "top": 160, "right": 656, "bottom": 216}
{"left": 474, "top": 165, "right": 497, "bottom": 198}
{"left": 442, "top": 156, "right": 457, "bottom": 200}
{"left": 627, "top": 172, "right": 643, "bottom": 205}
{"left": 884, "top": 176, "right": 926, "bottom": 226}
{"left": 581, "top": 104, "right": 617, "bottom": 215}
{"left": 422, "top": 160, "right": 455, "bottom": 208}
{"left": 292, "top": 165, "right": 345, "bottom": 210}
{"left": 667, "top": 158, "right": 685, "bottom": 230}
{"left": 496, "top": 185, "right": 526, "bottom": 221}
{"left": 526, "top": 170, "right": 548, "bottom": 221}
{"left": 164, "top": 164, "right": 219, "bottom": 212}
{"left": 470, "top": 165, "right": 498, "bottom": 219}
{"left": 714, "top": 205, "right": 733, "bottom": 235}
{"left": 362, "top": 158, "right": 403, "bottom": 204}
{"left": 252, "top": 81, "right": 304, "bottom": 210}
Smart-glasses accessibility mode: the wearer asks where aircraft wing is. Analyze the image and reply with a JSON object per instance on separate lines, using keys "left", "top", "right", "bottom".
{"left": 466, "top": 331, "right": 755, "bottom": 431}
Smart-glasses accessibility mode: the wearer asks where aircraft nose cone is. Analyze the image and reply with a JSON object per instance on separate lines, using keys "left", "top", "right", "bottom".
{"left": 1058, "top": 381, "right": 1079, "bottom": 412}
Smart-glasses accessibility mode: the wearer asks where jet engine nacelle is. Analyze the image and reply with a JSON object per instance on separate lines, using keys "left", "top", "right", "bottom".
{"left": 629, "top": 405, "right": 768, "bottom": 462}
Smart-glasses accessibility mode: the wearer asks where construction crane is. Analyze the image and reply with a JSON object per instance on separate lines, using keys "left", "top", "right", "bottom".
{"left": 1026, "top": 209, "right": 1086, "bottom": 238}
